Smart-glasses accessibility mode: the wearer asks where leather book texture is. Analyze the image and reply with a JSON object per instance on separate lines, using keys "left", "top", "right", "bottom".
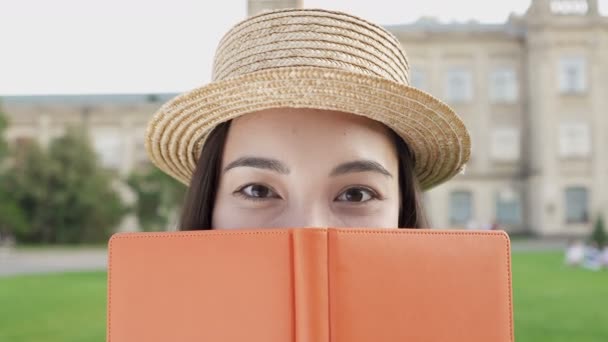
{"left": 107, "top": 228, "right": 513, "bottom": 342}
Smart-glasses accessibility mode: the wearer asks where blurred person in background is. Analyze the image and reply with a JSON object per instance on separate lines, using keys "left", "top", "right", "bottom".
{"left": 582, "top": 241, "right": 602, "bottom": 271}
{"left": 564, "top": 238, "right": 585, "bottom": 267}
{"left": 600, "top": 244, "right": 608, "bottom": 270}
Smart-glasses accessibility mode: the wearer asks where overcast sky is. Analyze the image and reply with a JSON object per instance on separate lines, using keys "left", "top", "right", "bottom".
{"left": 0, "top": 0, "right": 605, "bottom": 95}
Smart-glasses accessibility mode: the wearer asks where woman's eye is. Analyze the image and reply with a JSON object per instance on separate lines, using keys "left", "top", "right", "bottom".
{"left": 335, "top": 187, "right": 377, "bottom": 203}
{"left": 236, "top": 184, "right": 279, "bottom": 201}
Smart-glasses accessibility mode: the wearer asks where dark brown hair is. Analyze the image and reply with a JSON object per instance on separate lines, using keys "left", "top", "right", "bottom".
{"left": 179, "top": 120, "right": 429, "bottom": 230}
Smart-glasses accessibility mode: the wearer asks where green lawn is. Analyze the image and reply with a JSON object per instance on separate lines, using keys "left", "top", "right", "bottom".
{"left": 0, "top": 252, "right": 606, "bottom": 341}
{"left": 0, "top": 272, "right": 106, "bottom": 342}
{"left": 512, "top": 252, "right": 608, "bottom": 341}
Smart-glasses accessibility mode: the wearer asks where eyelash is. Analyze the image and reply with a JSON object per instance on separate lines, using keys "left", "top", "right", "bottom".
{"left": 335, "top": 185, "right": 381, "bottom": 204}
{"left": 233, "top": 184, "right": 381, "bottom": 203}
{"left": 233, "top": 183, "right": 280, "bottom": 202}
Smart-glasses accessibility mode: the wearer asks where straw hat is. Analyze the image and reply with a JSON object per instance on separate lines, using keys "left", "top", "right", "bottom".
{"left": 145, "top": 8, "right": 470, "bottom": 190}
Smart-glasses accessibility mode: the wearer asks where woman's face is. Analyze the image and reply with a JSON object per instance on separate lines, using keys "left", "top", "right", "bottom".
{"left": 212, "top": 108, "right": 401, "bottom": 229}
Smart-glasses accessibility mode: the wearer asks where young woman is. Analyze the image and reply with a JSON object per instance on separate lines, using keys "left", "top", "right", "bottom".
{"left": 144, "top": 8, "right": 471, "bottom": 230}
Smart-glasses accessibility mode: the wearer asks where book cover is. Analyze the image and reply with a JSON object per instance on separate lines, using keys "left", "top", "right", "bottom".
{"left": 107, "top": 228, "right": 513, "bottom": 341}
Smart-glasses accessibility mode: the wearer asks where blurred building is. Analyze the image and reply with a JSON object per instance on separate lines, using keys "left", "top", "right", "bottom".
{"left": 1, "top": 94, "right": 175, "bottom": 177}
{"left": 2, "top": 0, "right": 606, "bottom": 236}
{"left": 388, "top": 0, "right": 608, "bottom": 236}
{"left": 248, "top": 0, "right": 303, "bottom": 16}
{"left": 1, "top": 94, "right": 181, "bottom": 232}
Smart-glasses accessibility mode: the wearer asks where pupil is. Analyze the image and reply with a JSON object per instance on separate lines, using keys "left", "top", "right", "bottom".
{"left": 346, "top": 189, "right": 363, "bottom": 202}
{"left": 252, "top": 185, "right": 268, "bottom": 197}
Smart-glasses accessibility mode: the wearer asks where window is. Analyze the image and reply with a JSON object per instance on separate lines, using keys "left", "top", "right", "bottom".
{"left": 92, "top": 129, "right": 123, "bottom": 169}
{"left": 133, "top": 128, "right": 148, "bottom": 168}
{"left": 565, "top": 187, "right": 589, "bottom": 223}
{"left": 495, "top": 189, "right": 522, "bottom": 225}
{"left": 559, "top": 122, "right": 591, "bottom": 158}
{"left": 445, "top": 68, "right": 473, "bottom": 103}
{"left": 410, "top": 68, "right": 427, "bottom": 90}
{"left": 551, "top": 0, "right": 589, "bottom": 15}
{"left": 14, "top": 136, "right": 35, "bottom": 148}
{"left": 489, "top": 67, "right": 518, "bottom": 103}
{"left": 491, "top": 128, "right": 520, "bottom": 162}
{"left": 422, "top": 192, "right": 432, "bottom": 212}
{"left": 559, "top": 56, "right": 587, "bottom": 94}
{"left": 449, "top": 191, "right": 473, "bottom": 225}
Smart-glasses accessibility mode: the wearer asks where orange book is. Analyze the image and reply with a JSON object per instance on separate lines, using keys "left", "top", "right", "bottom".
{"left": 107, "top": 228, "right": 514, "bottom": 341}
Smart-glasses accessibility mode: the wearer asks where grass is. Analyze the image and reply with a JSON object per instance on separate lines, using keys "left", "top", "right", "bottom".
{"left": 512, "top": 252, "right": 608, "bottom": 341}
{"left": 0, "top": 272, "right": 106, "bottom": 342}
{"left": 0, "top": 252, "right": 606, "bottom": 341}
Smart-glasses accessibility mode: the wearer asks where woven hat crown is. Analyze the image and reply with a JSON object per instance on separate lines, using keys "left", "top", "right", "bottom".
{"left": 145, "top": 8, "right": 470, "bottom": 190}
{"left": 211, "top": 9, "right": 411, "bottom": 85}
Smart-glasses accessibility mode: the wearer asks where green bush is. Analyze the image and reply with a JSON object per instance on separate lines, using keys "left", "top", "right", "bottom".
{"left": 2, "top": 125, "right": 128, "bottom": 244}
{"left": 590, "top": 215, "right": 606, "bottom": 248}
{"left": 0, "top": 102, "right": 28, "bottom": 238}
{"left": 127, "top": 165, "right": 186, "bottom": 231}
{"left": 0, "top": 102, "right": 8, "bottom": 162}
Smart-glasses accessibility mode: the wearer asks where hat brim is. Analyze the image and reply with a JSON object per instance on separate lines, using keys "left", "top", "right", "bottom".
{"left": 145, "top": 66, "right": 470, "bottom": 190}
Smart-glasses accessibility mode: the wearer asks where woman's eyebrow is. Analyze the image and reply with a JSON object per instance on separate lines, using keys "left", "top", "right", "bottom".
{"left": 223, "top": 156, "right": 290, "bottom": 174}
{"left": 330, "top": 160, "right": 393, "bottom": 178}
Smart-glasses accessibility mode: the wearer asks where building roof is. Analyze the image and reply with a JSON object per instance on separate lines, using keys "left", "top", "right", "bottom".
{"left": 384, "top": 17, "right": 526, "bottom": 37}
{"left": 1, "top": 93, "right": 179, "bottom": 105}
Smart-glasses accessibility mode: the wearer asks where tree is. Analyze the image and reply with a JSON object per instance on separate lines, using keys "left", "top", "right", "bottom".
{"left": 127, "top": 165, "right": 186, "bottom": 231}
{"left": 4, "top": 125, "right": 128, "bottom": 243}
{"left": 590, "top": 214, "right": 606, "bottom": 249}
{"left": 0, "top": 102, "right": 28, "bottom": 238}
{"left": 0, "top": 100, "right": 8, "bottom": 162}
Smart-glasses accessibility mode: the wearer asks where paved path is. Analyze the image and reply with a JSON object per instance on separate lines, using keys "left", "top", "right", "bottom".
{"left": 0, "top": 248, "right": 107, "bottom": 277}
{"left": 510, "top": 239, "right": 566, "bottom": 252}
{"left": 0, "top": 239, "right": 566, "bottom": 277}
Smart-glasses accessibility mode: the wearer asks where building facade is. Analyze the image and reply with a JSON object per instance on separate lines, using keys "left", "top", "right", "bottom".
{"left": 1, "top": 94, "right": 175, "bottom": 178}
{"left": 2, "top": 0, "right": 606, "bottom": 236}
{"left": 248, "top": 0, "right": 303, "bottom": 16}
{"left": 388, "top": 0, "right": 608, "bottom": 235}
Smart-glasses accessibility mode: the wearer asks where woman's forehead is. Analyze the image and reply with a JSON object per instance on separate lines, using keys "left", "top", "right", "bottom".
{"left": 224, "top": 108, "right": 398, "bottom": 167}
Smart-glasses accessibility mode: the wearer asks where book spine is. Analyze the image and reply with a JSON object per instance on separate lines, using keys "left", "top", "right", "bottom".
{"left": 291, "top": 229, "right": 329, "bottom": 342}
